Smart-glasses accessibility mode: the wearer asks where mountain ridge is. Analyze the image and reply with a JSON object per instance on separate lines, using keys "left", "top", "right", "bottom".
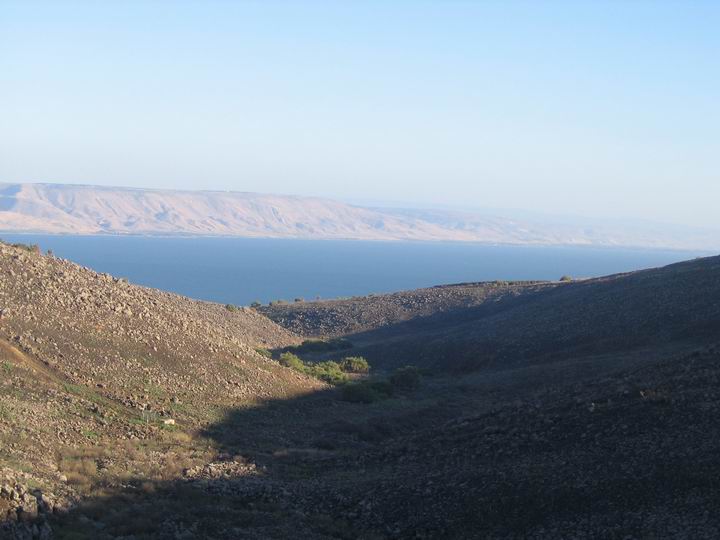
{"left": 2, "top": 182, "right": 719, "bottom": 250}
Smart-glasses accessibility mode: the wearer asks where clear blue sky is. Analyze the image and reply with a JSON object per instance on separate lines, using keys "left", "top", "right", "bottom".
{"left": 1, "top": 1, "right": 718, "bottom": 228}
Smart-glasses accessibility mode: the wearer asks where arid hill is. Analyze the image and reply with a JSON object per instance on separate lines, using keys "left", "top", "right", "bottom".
{"left": 3, "top": 243, "right": 720, "bottom": 538}
{"left": 2, "top": 182, "right": 720, "bottom": 249}
{"left": 0, "top": 241, "right": 329, "bottom": 537}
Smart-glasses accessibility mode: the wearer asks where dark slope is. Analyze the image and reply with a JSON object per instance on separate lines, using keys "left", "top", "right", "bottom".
{"left": 263, "top": 255, "right": 720, "bottom": 371}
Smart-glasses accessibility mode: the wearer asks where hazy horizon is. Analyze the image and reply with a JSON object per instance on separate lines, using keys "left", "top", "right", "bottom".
{"left": 6, "top": 180, "right": 720, "bottom": 235}
{"left": 2, "top": 1, "right": 718, "bottom": 229}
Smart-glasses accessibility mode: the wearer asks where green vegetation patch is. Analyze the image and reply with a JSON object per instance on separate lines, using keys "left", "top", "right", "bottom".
{"left": 390, "top": 365, "right": 422, "bottom": 390}
{"left": 63, "top": 383, "right": 112, "bottom": 409}
{"left": 339, "top": 356, "right": 369, "bottom": 373}
{"left": 278, "top": 352, "right": 350, "bottom": 385}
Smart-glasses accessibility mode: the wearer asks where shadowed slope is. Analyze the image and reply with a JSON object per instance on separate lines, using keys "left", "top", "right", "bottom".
{"left": 263, "top": 255, "right": 720, "bottom": 371}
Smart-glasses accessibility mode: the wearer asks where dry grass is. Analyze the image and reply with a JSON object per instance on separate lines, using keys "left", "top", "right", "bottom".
{"left": 58, "top": 448, "right": 101, "bottom": 487}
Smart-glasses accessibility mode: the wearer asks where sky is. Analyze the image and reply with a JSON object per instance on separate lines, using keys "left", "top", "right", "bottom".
{"left": 1, "top": 1, "right": 718, "bottom": 228}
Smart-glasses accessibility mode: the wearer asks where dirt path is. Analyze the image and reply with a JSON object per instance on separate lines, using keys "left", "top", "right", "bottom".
{"left": 0, "top": 338, "right": 141, "bottom": 423}
{"left": 0, "top": 338, "right": 65, "bottom": 386}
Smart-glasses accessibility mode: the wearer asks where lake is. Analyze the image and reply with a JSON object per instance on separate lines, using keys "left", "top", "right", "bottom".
{"left": 1, "top": 234, "right": 710, "bottom": 306}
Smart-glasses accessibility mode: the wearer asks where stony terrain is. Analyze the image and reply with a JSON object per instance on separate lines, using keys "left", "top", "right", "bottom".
{"left": 264, "top": 257, "right": 720, "bottom": 372}
{"left": 0, "top": 241, "right": 325, "bottom": 538}
{"left": 3, "top": 240, "right": 720, "bottom": 538}
{"left": 259, "top": 280, "right": 550, "bottom": 338}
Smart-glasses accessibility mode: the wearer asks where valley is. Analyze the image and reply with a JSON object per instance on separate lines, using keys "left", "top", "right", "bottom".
{"left": 1, "top": 241, "right": 720, "bottom": 538}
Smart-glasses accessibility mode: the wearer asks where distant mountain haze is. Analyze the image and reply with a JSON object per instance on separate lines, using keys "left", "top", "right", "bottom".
{"left": 1, "top": 182, "right": 717, "bottom": 250}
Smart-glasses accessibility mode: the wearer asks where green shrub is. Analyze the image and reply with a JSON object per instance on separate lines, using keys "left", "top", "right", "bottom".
{"left": 250, "top": 301, "right": 262, "bottom": 308}
{"left": 559, "top": 275, "right": 573, "bottom": 282}
{"left": 305, "top": 361, "right": 348, "bottom": 385}
{"left": 294, "top": 297, "right": 304, "bottom": 303}
{"left": 254, "top": 347, "right": 272, "bottom": 358}
{"left": 278, "top": 352, "right": 304, "bottom": 370}
{"left": 390, "top": 366, "right": 421, "bottom": 391}
{"left": 225, "top": 304, "right": 239, "bottom": 312}
{"left": 278, "top": 353, "right": 349, "bottom": 385}
{"left": 340, "top": 356, "right": 370, "bottom": 374}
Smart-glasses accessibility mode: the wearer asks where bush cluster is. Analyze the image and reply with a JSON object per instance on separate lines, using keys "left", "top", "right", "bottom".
{"left": 305, "top": 361, "right": 347, "bottom": 385}
{"left": 278, "top": 352, "right": 371, "bottom": 385}
{"left": 390, "top": 365, "right": 421, "bottom": 390}
{"left": 340, "top": 356, "right": 370, "bottom": 373}
{"left": 278, "top": 352, "right": 305, "bottom": 371}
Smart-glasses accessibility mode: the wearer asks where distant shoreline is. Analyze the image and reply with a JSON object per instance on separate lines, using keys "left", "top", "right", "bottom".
{"left": 0, "top": 230, "right": 712, "bottom": 256}
{"left": 2, "top": 182, "right": 719, "bottom": 252}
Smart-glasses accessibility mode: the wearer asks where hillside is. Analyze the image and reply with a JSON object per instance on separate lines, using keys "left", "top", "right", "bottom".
{"left": 2, "top": 182, "right": 720, "bottom": 250}
{"left": 0, "top": 241, "right": 331, "bottom": 537}
{"left": 3, "top": 244, "right": 720, "bottom": 538}
{"left": 259, "top": 280, "right": 551, "bottom": 338}
{"left": 263, "top": 256, "right": 720, "bottom": 372}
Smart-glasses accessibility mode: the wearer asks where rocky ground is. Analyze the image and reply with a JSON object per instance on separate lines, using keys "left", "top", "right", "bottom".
{"left": 0, "top": 241, "right": 324, "bottom": 538}
{"left": 3, "top": 241, "right": 720, "bottom": 538}
{"left": 259, "top": 280, "right": 550, "bottom": 338}
{"left": 263, "top": 256, "right": 720, "bottom": 373}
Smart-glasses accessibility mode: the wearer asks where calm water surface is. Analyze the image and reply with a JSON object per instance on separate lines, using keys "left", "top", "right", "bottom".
{"left": 1, "top": 234, "right": 709, "bottom": 306}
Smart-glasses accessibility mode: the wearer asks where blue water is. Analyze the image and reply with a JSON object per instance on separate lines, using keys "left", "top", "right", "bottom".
{"left": 1, "top": 234, "right": 710, "bottom": 306}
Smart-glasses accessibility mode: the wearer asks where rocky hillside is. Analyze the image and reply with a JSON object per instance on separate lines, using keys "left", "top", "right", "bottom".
{"left": 0, "top": 240, "right": 328, "bottom": 537}
{"left": 259, "top": 280, "right": 551, "bottom": 338}
{"left": 3, "top": 242, "right": 720, "bottom": 539}
{"left": 2, "top": 182, "right": 720, "bottom": 249}
{"left": 264, "top": 255, "right": 720, "bottom": 371}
